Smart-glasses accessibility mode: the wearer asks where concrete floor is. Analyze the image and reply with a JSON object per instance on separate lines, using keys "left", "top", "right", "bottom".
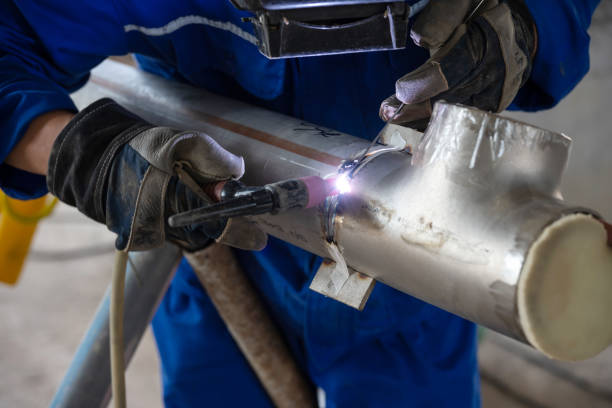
{"left": 1, "top": 2, "right": 612, "bottom": 407}
{"left": 0, "top": 204, "right": 163, "bottom": 408}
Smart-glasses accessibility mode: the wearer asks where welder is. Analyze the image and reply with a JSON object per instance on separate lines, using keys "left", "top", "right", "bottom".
{"left": 0, "top": 0, "right": 601, "bottom": 406}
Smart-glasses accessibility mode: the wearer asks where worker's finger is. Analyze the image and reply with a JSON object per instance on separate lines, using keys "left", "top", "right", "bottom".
{"left": 389, "top": 52, "right": 504, "bottom": 128}
{"left": 428, "top": 16, "right": 508, "bottom": 112}
{"left": 411, "top": 0, "right": 472, "bottom": 49}
{"left": 381, "top": 84, "right": 484, "bottom": 131}
{"left": 401, "top": 21, "right": 503, "bottom": 107}
{"left": 379, "top": 95, "right": 432, "bottom": 124}
{"left": 395, "top": 23, "right": 475, "bottom": 105}
{"left": 394, "top": 60, "right": 449, "bottom": 105}
{"left": 385, "top": 6, "right": 512, "bottom": 130}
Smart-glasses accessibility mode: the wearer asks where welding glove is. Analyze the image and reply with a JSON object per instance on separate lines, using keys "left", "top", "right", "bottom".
{"left": 380, "top": 0, "right": 537, "bottom": 129}
{"left": 47, "top": 98, "right": 267, "bottom": 252}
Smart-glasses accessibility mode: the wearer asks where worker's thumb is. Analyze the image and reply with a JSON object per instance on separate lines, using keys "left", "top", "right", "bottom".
{"left": 379, "top": 95, "right": 432, "bottom": 127}
{"left": 128, "top": 129, "right": 245, "bottom": 183}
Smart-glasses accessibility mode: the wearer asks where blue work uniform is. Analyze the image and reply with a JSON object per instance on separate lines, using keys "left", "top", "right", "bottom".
{"left": 0, "top": 1, "right": 600, "bottom": 406}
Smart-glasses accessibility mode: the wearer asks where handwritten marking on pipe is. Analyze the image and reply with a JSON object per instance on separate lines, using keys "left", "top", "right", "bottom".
{"left": 294, "top": 123, "right": 341, "bottom": 138}
{"left": 90, "top": 76, "right": 344, "bottom": 167}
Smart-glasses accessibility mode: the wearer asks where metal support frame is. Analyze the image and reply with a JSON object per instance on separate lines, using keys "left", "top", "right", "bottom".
{"left": 50, "top": 244, "right": 181, "bottom": 408}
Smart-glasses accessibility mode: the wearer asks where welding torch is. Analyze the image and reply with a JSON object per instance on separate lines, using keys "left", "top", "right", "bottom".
{"left": 168, "top": 175, "right": 341, "bottom": 228}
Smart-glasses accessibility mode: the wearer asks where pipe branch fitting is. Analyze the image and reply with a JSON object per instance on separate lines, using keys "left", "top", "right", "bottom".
{"left": 335, "top": 103, "right": 612, "bottom": 360}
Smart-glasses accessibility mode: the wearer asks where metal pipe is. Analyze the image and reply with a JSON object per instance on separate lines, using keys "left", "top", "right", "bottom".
{"left": 71, "top": 60, "right": 612, "bottom": 361}
{"left": 50, "top": 243, "right": 181, "bottom": 408}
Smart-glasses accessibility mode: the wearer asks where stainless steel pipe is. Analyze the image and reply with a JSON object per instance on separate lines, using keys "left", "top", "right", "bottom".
{"left": 49, "top": 243, "right": 181, "bottom": 408}
{"left": 71, "top": 60, "right": 612, "bottom": 361}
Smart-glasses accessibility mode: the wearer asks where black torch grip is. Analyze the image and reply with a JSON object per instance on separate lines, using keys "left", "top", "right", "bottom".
{"left": 265, "top": 179, "right": 309, "bottom": 212}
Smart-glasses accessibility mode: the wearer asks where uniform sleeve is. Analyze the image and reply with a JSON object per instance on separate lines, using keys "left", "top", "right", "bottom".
{"left": 0, "top": 1, "right": 126, "bottom": 199}
{"left": 510, "top": 0, "right": 601, "bottom": 111}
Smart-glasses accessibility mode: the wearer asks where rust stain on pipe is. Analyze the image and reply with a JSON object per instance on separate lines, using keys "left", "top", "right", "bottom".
{"left": 91, "top": 76, "right": 344, "bottom": 167}
{"left": 186, "top": 245, "right": 316, "bottom": 408}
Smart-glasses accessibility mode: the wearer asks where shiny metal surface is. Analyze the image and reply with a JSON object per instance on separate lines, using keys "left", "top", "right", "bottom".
{"left": 73, "top": 60, "right": 601, "bottom": 350}
{"left": 336, "top": 104, "right": 590, "bottom": 340}
{"left": 50, "top": 244, "right": 181, "bottom": 408}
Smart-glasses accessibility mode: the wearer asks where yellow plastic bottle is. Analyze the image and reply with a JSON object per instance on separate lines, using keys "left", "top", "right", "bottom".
{"left": 0, "top": 191, "right": 56, "bottom": 285}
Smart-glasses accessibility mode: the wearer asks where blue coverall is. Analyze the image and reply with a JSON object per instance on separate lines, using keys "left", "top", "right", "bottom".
{"left": 0, "top": 1, "right": 600, "bottom": 406}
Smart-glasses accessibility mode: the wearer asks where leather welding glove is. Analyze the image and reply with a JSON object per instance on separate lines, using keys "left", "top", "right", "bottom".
{"left": 47, "top": 98, "right": 267, "bottom": 252}
{"left": 380, "top": 0, "right": 537, "bottom": 129}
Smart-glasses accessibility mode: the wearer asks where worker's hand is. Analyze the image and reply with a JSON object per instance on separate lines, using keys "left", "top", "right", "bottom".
{"left": 380, "top": 0, "right": 537, "bottom": 129}
{"left": 47, "top": 98, "right": 267, "bottom": 252}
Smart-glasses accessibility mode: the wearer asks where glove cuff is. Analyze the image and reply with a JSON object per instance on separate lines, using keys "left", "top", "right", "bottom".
{"left": 47, "top": 98, "right": 152, "bottom": 223}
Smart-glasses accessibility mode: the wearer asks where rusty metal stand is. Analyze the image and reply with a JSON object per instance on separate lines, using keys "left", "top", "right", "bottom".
{"left": 186, "top": 244, "right": 316, "bottom": 408}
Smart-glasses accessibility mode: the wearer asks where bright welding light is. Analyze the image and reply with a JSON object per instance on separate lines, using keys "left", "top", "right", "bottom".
{"left": 335, "top": 173, "right": 352, "bottom": 194}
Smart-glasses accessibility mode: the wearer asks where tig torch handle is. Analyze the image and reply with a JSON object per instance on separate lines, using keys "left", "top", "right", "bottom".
{"left": 264, "top": 176, "right": 334, "bottom": 211}
{"left": 169, "top": 176, "right": 334, "bottom": 228}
